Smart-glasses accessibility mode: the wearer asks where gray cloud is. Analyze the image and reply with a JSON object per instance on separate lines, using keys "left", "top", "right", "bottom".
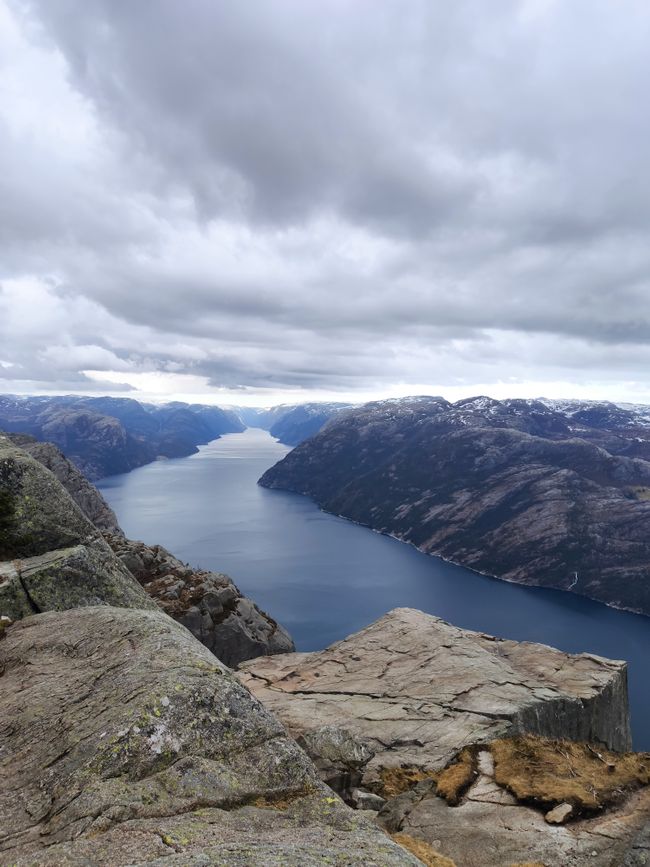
{"left": 2, "top": 0, "right": 650, "bottom": 402}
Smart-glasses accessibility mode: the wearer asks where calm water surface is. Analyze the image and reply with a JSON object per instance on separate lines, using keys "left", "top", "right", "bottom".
{"left": 99, "top": 428, "right": 650, "bottom": 748}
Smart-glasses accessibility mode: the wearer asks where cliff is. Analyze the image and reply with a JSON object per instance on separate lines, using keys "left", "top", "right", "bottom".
{"left": 239, "top": 608, "right": 650, "bottom": 866}
{"left": 0, "top": 432, "right": 417, "bottom": 865}
{"left": 260, "top": 395, "right": 650, "bottom": 615}
{"left": 0, "top": 433, "right": 293, "bottom": 666}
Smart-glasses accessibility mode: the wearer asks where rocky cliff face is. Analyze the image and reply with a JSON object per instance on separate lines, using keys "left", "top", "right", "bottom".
{"left": 239, "top": 608, "right": 632, "bottom": 770}
{"left": 0, "top": 433, "right": 293, "bottom": 667}
{"left": 260, "top": 395, "right": 650, "bottom": 615}
{"left": 5, "top": 433, "right": 121, "bottom": 532}
{"left": 105, "top": 533, "right": 295, "bottom": 667}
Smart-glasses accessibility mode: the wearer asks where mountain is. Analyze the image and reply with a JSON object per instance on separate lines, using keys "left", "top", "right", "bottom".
{"left": 233, "top": 402, "right": 353, "bottom": 444}
{"left": 260, "top": 395, "right": 650, "bottom": 615}
{"left": 268, "top": 402, "right": 353, "bottom": 445}
{"left": 0, "top": 395, "right": 244, "bottom": 479}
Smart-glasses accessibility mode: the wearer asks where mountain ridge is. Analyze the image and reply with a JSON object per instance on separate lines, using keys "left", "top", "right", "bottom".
{"left": 259, "top": 394, "right": 650, "bottom": 616}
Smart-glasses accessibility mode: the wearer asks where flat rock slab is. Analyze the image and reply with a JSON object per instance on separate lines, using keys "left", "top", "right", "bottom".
{"left": 0, "top": 607, "right": 418, "bottom": 866}
{"left": 237, "top": 607, "right": 631, "bottom": 786}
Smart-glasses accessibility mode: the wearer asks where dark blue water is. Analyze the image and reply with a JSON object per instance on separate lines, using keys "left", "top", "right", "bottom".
{"left": 98, "top": 428, "right": 650, "bottom": 748}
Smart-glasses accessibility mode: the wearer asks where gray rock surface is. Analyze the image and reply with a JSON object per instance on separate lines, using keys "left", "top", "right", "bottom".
{"left": 0, "top": 544, "right": 156, "bottom": 619}
{"left": 295, "top": 725, "right": 375, "bottom": 801}
{"left": 105, "top": 533, "right": 295, "bottom": 667}
{"left": 0, "top": 435, "right": 105, "bottom": 558}
{"left": 0, "top": 606, "right": 419, "bottom": 866}
{"left": 0, "top": 435, "right": 154, "bottom": 617}
{"left": 380, "top": 747, "right": 650, "bottom": 867}
{"left": 6, "top": 433, "right": 122, "bottom": 532}
{"left": 238, "top": 607, "right": 632, "bottom": 792}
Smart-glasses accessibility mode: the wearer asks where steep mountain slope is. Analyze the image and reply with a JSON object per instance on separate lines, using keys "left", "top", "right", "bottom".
{"left": 260, "top": 396, "right": 650, "bottom": 614}
{"left": 233, "top": 402, "right": 352, "bottom": 444}
{"left": 268, "top": 402, "right": 353, "bottom": 445}
{"left": 0, "top": 395, "right": 244, "bottom": 478}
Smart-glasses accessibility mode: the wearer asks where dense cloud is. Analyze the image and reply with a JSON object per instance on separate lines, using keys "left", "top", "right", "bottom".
{"left": 2, "top": 0, "right": 650, "bottom": 403}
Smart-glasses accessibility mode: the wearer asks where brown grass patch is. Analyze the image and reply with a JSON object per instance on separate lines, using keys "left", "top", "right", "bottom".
{"left": 391, "top": 833, "right": 456, "bottom": 866}
{"left": 434, "top": 746, "right": 478, "bottom": 805}
{"left": 378, "top": 748, "right": 478, "bottom": 804}
{"left": 379, "top": 766, "right": 437, "bottom": 799}
{"left": 490, "top": 735, "right": 650, "bottom": 815}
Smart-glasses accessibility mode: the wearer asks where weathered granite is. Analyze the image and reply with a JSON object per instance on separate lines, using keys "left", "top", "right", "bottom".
{"left": 0, "top": 544, "right": 156, "bottom": 619}
{"left": 0, "top": 435, "right": 104, "bottom": 558}
{"left": 105, "top": 534, "right": 295, "bottom": 667}
{"left": 380, "top": 745, "right": 650, "bottom": 867}
{"left": 6, "top": 433, "right": 122, "bottom": 532}
{"left": 0, "top": 435, "right": 155, "bottom": 618}
{"left": 238, "top": 607, "right": 632, "bottom": 793}
{"left": 0, "top": 606, "right": 419, "bottom": 866}
{"left": 295, "top": 725, "right": 375, "bottom": 802}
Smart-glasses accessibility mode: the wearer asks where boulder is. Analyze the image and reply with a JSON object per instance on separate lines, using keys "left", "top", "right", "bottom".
{"left": 0, "top": 436, "right": 103, "bottom": 558}
{"left": 0, "top": 606, "right": 419, "bottom": 866}
{"left": 0, "top": 544, "right": 156, "bottom": 619}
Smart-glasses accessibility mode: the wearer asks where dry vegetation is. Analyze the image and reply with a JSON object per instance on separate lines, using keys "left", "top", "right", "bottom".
{"left": 434, "top": 746, "right": 478, "bottom": 805}
{"left": 379, "top": 765, "right": 438, "bottom": 799}
{"left": 391, "top": 833, "right": 456, "bottom": 867}
{"left": 490, "top": 735, "right": 650, "bottom": 814}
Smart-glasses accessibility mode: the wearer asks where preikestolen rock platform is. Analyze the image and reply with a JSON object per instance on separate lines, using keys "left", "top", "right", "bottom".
{"left": 238, "top": 607, "right": 650, "bottom": 866}
{"left": 238, "top": 606, "right": 632, "bottom": 785}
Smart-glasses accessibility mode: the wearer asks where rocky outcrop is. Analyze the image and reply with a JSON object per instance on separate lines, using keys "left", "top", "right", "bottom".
{"left": 0, "top": 544, "right": 156, "bottom": 619}
{"left": 238, "top": 608, "right": 632, "bottom": 786}
{"left": 5, "top": 433, "right": 121, "bottom": 532}
{"left": 0, "top": 606, "right": 418, "bottom": 866}
{"left": 0, "top": 433, "right": 294, "bottom": 666}
{"left": 105, "top": 534, "right": 295, "bottom": 667}
{"left": 238, "top": 609, "right": 649, "bottom": 866}
{"left": 380, "top": 738, "right": 650, "bottom": 867}
{"left": 259, "top": 395, "right": 650, "bottom": 615}
{"left": 0, "top": 435, "right": 154, "bottom": 617}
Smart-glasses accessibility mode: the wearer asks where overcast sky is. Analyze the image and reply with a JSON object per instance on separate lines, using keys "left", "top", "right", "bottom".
{"left": 1, "top": 0, "right": 650, "bottom": 406}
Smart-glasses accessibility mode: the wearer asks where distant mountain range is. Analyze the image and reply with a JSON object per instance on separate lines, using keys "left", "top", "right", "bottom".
{"left": 241, "top": 402, "right": 353, "bottom": 445}
{"left": 260, "top": 396, "right": 650, "bottom": 616}
{"left": 0, "top": 395, "right": 244, "bottom": 479}
{"left": 0, "top": 395, "right": 350, "bottom": 479}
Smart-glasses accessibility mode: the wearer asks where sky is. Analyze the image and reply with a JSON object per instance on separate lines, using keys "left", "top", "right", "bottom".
{"left": 1, "top": 0, "right": 650, "bottom": 407}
